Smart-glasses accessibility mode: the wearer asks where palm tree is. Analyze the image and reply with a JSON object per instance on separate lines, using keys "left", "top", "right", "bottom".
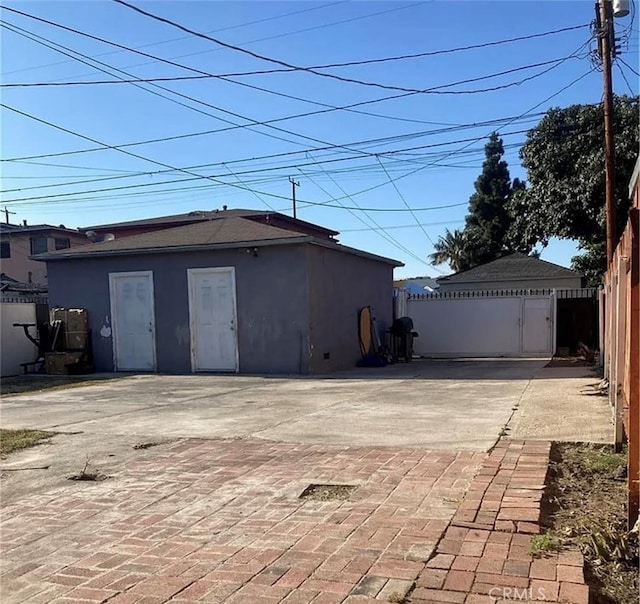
{"left": 429, "top": 228, "right": 472, "bottom": 273}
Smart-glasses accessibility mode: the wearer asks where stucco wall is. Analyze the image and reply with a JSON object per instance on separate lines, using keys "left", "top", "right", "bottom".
{"left": 46, "top": 244, "right": 310, "bottom": 374}
{"left": 438, "top": 276, "right": 582, "bottom": 293}
{"left": 306, "top": 244, "right": 393, "bottom": 373}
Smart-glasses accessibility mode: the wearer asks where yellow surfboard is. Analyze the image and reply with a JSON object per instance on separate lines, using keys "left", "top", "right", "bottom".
{"left": 359, "top": 306, "right": 373, "bottom": 357}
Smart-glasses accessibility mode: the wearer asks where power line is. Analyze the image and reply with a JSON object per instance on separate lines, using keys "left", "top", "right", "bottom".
{"left": 0, "top": 1, "right": 347, "bottom": 76}
{"left": 3, "top": 3, "right": 589, "bottom": 81}
{"left": 92, "top": 2, "right": 432, "bottom": 78}
{"left": 4, "top": 19, "right": 507, "bottom": 177}
{"left": 618, "top": 57, "right": 640, "bottom": 76}
{"left": 375, "top": 155, "right": 438, "bottom": 249}
{"left": 1, "top": 55, "right": 578, "bottom": 88}
{"left": 615, "top": 61, "right": 636, "bottom": 94}
{"left": 299, "top": 152, "right": 438, "bottom": 269}
{"left": 0, "top": 99, "right": 477, "bottom": 212}
{"left": 0, "top": 129, "right": 533, "bottom": 198}
{"left": 342, "top": 220, "right": 464, "bottom": 233}
{"left": 0, "top": 67, "right": 595, "bottom": 210}
{"left": 113, "top": 0, "right": 590, "bottom": 94}
{"left": 0, "top": 22, "right": 324, "bottom": 153}
{"left": 1, "top": 10, "right": 467, "bottom": 130}
{"left": 298, "top": 166, "right": 435, "bottom": 269}
{"left": 0, "top": 16, "right": 585, "bottom": 165}
{"left": 1, "top": 64, "right": 543, "bottom": 160}
{"left": 0, "top": 126, "right": 534, "bottom": 194}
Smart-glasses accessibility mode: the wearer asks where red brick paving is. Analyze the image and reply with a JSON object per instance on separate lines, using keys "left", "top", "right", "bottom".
{"left": 0, "top": 438, "right": 591, "bottom": 603}
{"left": 409, "top": 440, "right": 590, "bottom": 604}
{"left": 0, "top": 439, "right": 481, "bottom": 603}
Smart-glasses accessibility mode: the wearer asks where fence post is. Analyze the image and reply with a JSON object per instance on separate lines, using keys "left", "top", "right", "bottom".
{"left": 613, "top": 260, "right": 624, "bottom": 452}
{"left": 551, "top": 289, "right": 557, "bottom": 356}
{"left": 628, "top": 209, "right": 639, "bottom": 527}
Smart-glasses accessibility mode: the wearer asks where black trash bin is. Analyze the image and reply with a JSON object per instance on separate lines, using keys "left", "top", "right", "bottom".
{"left": 390, "top": 317, "right": 419, "bottom": 363}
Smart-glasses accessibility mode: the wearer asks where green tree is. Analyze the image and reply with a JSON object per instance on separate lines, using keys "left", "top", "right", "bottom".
{"left": 429, "top": 228, "right": 473, "bottom": 272}
{"left": 508, "top": 95, "right": 639, "bottom": 286}
{"left": 464, "top": 132, "right": 531, "bottom": 267}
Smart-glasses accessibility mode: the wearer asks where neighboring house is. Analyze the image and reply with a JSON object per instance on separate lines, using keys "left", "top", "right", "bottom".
{"left": 436, "top": 253, "right": 583, "bottom": 293}
{"left": 80, "top": 208, "right": 338, "bottom": 241}
{"left": 0, "top": 222, "right": 88, "bottom": 284}
{"left": 1, "top": 273, "right": 47, "bottom": 301}
{"left": 394, "top": 276, "right": 439, "bottom": 296}
{"left": 40, "top": 215, "right": 401, "bottom": 375}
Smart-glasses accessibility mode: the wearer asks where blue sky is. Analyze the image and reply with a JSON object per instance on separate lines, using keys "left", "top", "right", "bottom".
{"left": 1, "top": 1, "right": 638, "bottom": 278}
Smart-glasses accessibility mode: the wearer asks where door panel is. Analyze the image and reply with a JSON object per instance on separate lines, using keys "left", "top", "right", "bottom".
{"left": 110, "top": 272, "right": 156, "bottom": 371}
{"left": 522, "top": 297, "right": 552, "bottom": 354}
{"left": 189, "top": 268, "right": 238, "bottom": 371}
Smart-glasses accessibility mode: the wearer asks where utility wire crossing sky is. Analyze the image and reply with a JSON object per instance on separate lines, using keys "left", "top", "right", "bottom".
{"left": 1, "top": 1, "right": 638, "bottom": 277}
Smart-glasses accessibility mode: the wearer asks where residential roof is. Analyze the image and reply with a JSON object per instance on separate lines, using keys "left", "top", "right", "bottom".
{"left": 81, "top": 208, "right": 339, "bottom": 237}
{"left": 81, "top": 209, "right": 264, "bottom": 230}
{"left": 0, "top": 223, "right": 81, "bottom": 235}
{"left": 0, "top": 273, "right": 47, "bottom": 293}
{"left": 40, "top": 216, "right": 402, "bottom": 266}
{"left": 437, "top": 253, "right": 581, "bottom": 283}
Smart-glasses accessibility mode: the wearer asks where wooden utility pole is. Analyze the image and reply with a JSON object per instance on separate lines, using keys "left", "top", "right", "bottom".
{"left": 598, "top": 0, "right": 617, "bottom": 265}
{"left": 3, "top": 206, "right": 16, "bottom": 224}
{"left": 289, "top": 177, "right": 300, "bottom": 219}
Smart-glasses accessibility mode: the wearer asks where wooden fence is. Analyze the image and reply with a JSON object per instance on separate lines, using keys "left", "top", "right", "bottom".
{"left": 603, "top": 158, "right": 640, "bottom": 528}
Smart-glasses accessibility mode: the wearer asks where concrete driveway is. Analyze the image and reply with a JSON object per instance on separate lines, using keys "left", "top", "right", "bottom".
{"left": 0, "top": 359, "right": 547, "bottom": 451}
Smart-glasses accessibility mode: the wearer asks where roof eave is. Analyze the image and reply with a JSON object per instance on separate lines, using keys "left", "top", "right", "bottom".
{"left": 37, "top": 235, "right": 312, "bottom": 261}
{"left": 439, "top": 274, "right": 582, "bottom": 284}
{"left": 309, "top": 239, "right": 403, "bottom": 267}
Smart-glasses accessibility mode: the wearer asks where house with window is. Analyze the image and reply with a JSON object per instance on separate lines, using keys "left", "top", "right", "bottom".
{"left": 0, "top": 222, "right": 89, "bottom": 284}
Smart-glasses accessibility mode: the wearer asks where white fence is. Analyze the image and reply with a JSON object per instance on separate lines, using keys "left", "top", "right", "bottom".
{"left": 1, "top": 303, "right": 38, "bottom": 377}
{"left": 397, "top": 289, "right": 556, "bottom": 357}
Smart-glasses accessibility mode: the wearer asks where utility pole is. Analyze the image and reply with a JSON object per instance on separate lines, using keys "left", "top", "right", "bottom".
{"left": 3, "top": 206, "right": 16, "bottom": 224}
{"left": 289, "top": 176, "right": 300, "bottom": 219}
{"left": 597, "top": 0, "right": 617, "bottom": 265}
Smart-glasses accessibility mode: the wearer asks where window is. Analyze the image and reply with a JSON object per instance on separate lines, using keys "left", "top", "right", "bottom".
{"left": 0, "top": 239, "right": 10, "bottom": 258}
{"left": 55, "top": 237, "right": 70, "bottom": 250}
{"left": 30, "top": 236, "right": 48, "bottom": 255}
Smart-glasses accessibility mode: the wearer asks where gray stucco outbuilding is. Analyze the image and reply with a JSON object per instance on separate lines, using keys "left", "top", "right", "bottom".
{"left": 40, "top": 215, "right": 401, "bottom": 375}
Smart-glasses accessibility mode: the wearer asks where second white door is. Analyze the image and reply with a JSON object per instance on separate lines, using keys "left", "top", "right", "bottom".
{"left": 522, "top": 297, "right": 552, "bottom": 354}
{"left": 188, "top": 268, "right": 238, "bottom": 372}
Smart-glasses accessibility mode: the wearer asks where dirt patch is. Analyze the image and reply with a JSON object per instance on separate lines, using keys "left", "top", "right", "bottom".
{"left": 0, "top": 429, "right": 55, "bottom": 457}
{"left": 541, "top": 442, "right": 639, "bottom": 604}
{"left": 133, "top": 442, "right": 161, "bottom": 450}
{"left": 299, "top": 483, "right": 356, "bottom": 501}
{"left": 545, "top": 357, "right": 595, "bottom": 368}
{"left": 0, "top": 374, "right": 126, "bottom": 397}
{"left": 68, "top": 458, "right": 109, "bottom": 482}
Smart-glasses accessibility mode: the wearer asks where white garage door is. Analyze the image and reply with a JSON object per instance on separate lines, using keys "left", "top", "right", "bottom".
{"left": 408, "top": 294, "right": 553, "bottom": 357}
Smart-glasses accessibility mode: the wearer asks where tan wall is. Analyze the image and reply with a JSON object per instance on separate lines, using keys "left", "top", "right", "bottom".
{"left": 0, "top": 303, "right": 38, "bottom": 376}
{"left": 0, "top": 232, "right": 88, "bottom": 284}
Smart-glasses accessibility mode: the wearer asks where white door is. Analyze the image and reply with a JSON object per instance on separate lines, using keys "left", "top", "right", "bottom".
{"left": 522, "top": 297, "right": 552, "bottom": 354}
{"left": 188, "top": 268, "right": 238, "bottom": 372}
{"left": 109, "top": 271, "right": 156, "bottom": 371}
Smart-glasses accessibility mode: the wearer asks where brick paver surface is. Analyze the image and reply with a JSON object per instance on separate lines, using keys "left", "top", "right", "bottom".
{"left": 1, "top": 439, "right": 484, "bottom": 603}
{"left": 409, "top": 440, "right": 590, "bottom": 604}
